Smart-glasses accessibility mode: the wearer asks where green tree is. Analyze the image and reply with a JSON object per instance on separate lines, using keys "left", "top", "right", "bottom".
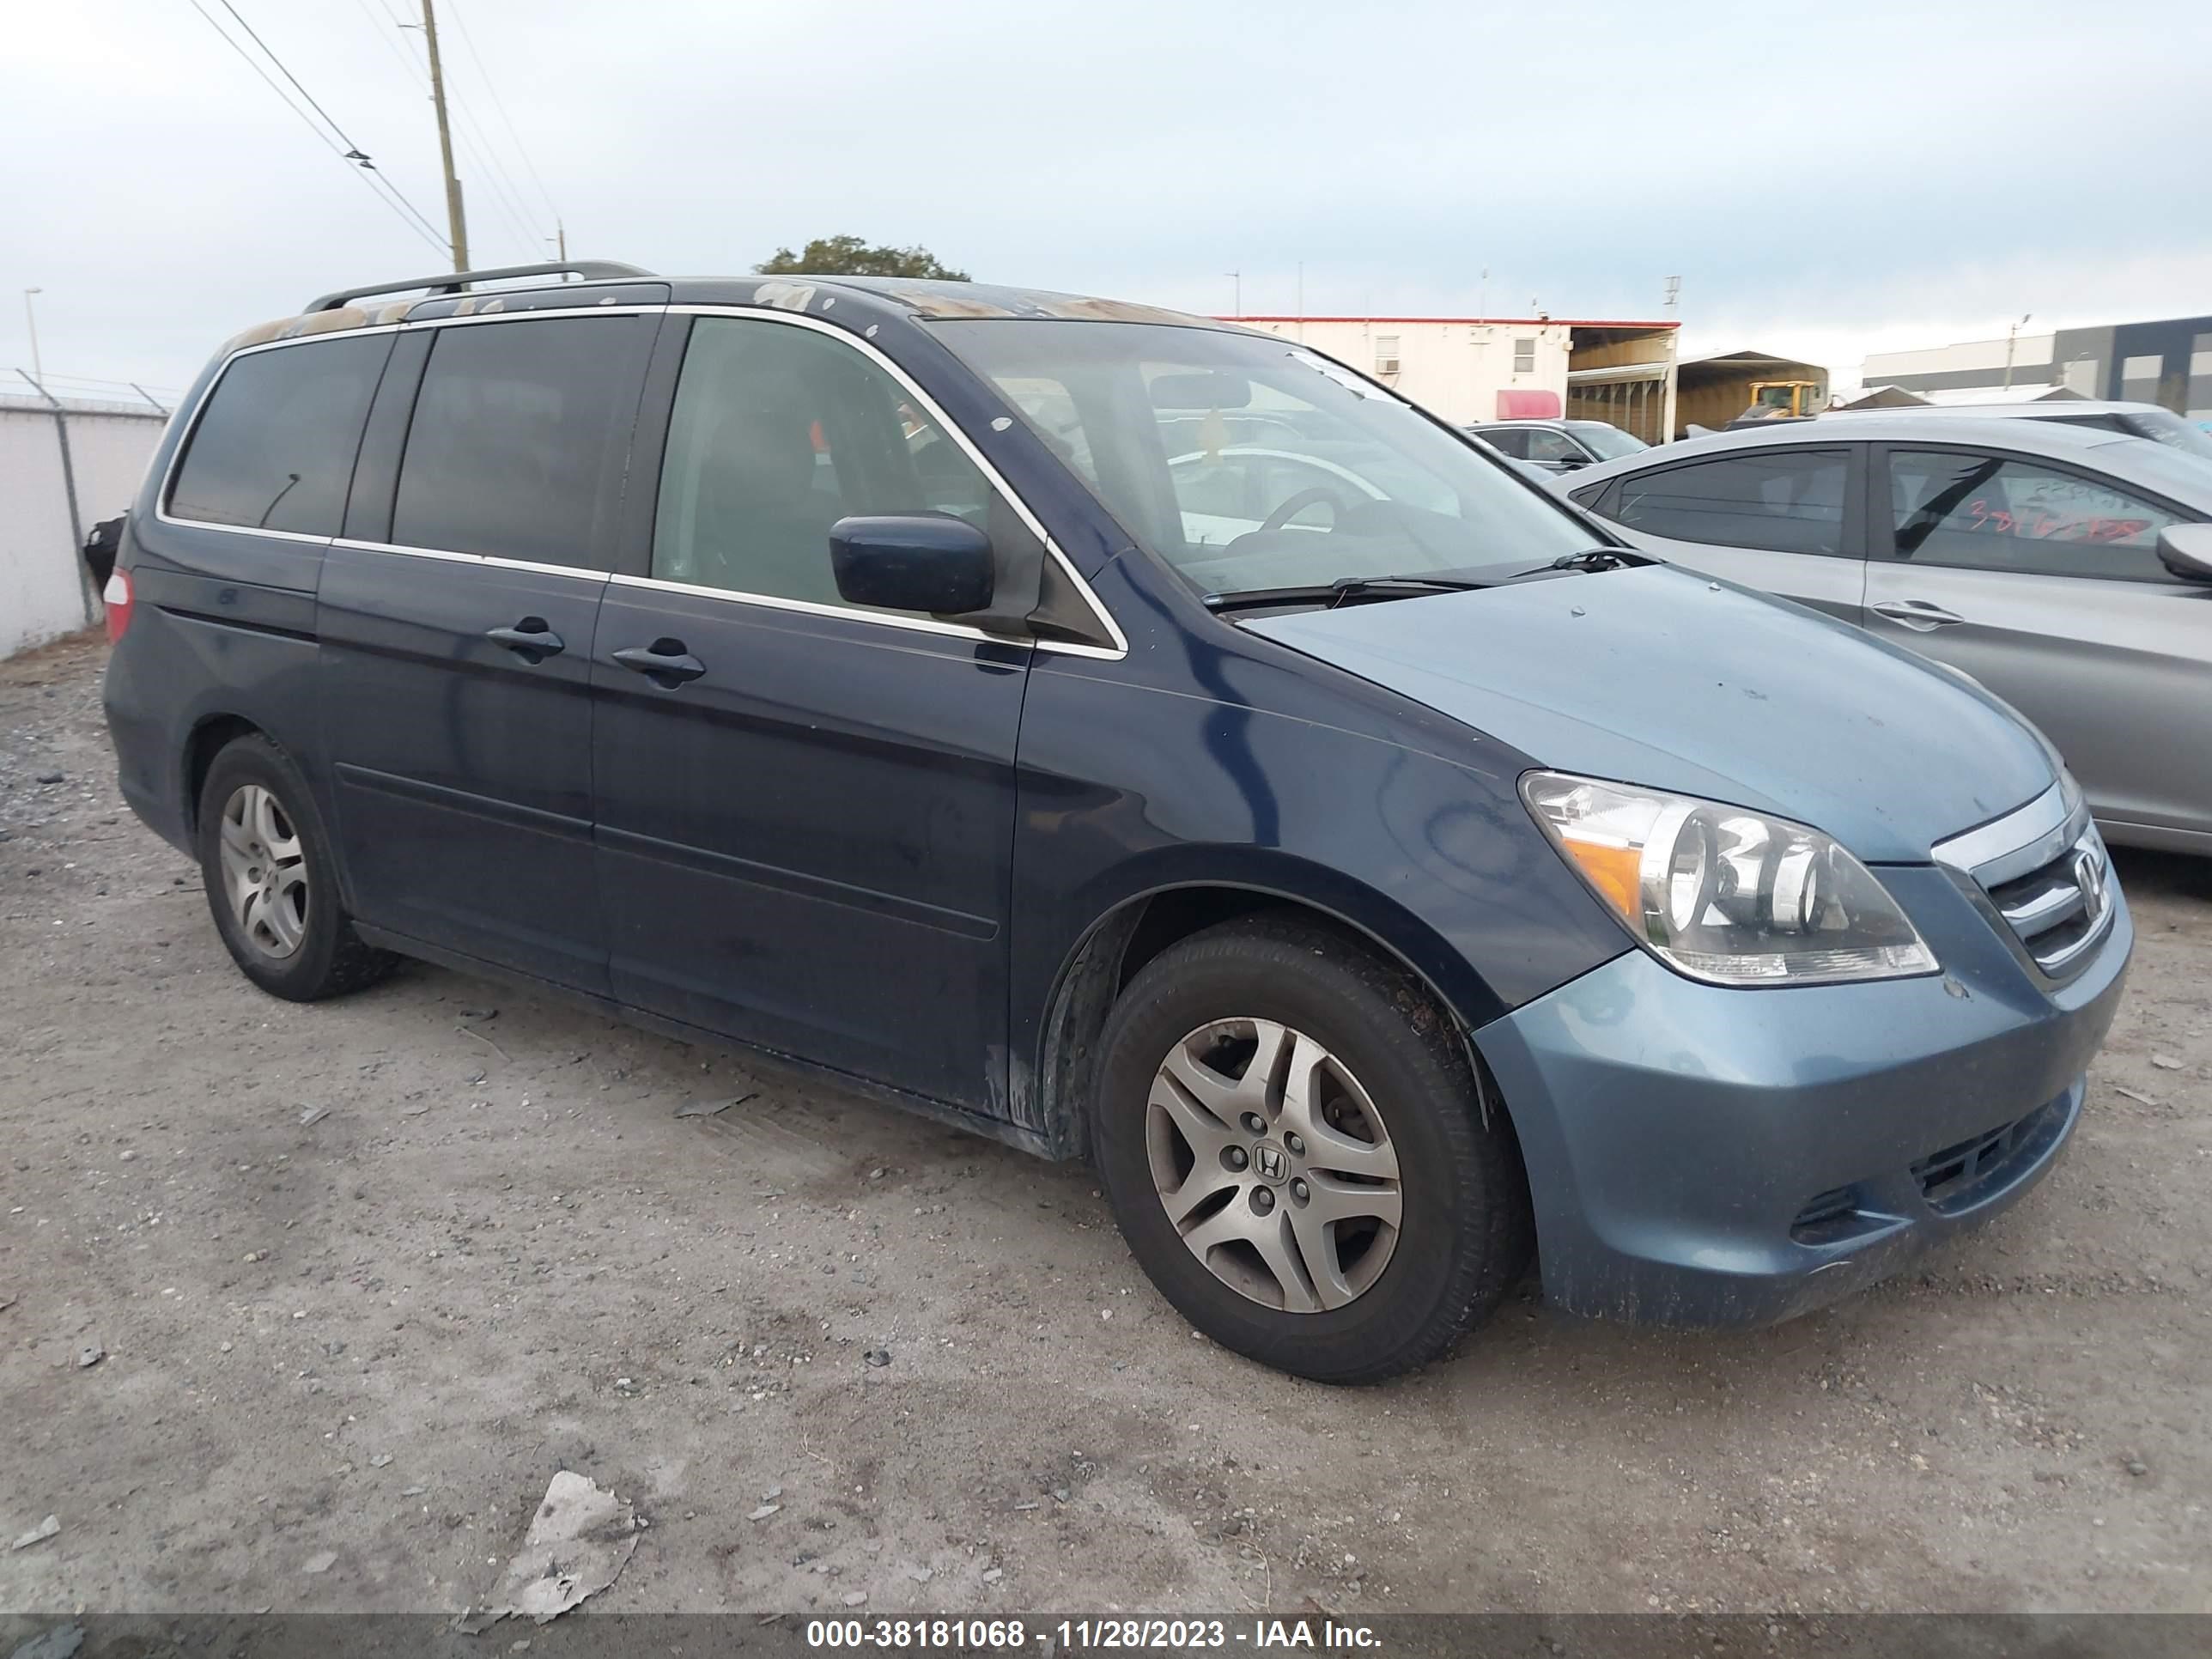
{"left": 754, "top": 236, "right": 969, "bottom": 282}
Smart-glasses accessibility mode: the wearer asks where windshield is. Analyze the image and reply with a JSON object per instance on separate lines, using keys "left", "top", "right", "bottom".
{"left": 934, "top": 320, "right": 1601, "bottom": 594}
{"left": 1572, "top": 422, "right": 1649, "bottom": 460}
{"left": 2124, "top": 406, "right": 2212, "bottom": 463}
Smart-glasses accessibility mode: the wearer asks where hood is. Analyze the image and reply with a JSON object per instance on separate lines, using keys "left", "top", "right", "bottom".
{"left": 1244, "top": 564, "right": 2054, "bottom": 862}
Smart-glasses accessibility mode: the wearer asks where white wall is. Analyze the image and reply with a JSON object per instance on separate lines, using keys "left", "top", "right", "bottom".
{"left": 1236, "top": 319, "right": 1574, "bottom": 424}
{"left": 0, "top": 401, "right": 167, "bottom": 658}
{"left": 1863, "top": 333, "right": 2055, "bottom": 380}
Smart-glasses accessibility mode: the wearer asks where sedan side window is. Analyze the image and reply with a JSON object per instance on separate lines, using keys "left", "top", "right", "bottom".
{"left": 1477, "top": 426, "right": 1529, "bottom": 459}
{"left": 1613, "top": 450, "right": 1849, "bottom": 555}
{"left": 1887, "top": 450, "right": 2186, "bottom": 581}
{"left": 653, "top": 317, "right": 996, "bottom": 608}
{"left": 1522, "top": 428, "right": 1585, "bottom": 465}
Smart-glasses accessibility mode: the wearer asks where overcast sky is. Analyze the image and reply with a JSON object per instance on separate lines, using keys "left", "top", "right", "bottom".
{"left": 8, "top": 0, "right": 2208, "bottom": 402}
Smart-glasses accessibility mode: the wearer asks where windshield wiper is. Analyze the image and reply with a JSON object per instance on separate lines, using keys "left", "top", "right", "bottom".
{"left": 1541, "top": 547, "right": 1654, "bottom": 573}
{"left": 1204, "top": 574, "right": 1490, "bottom": 613}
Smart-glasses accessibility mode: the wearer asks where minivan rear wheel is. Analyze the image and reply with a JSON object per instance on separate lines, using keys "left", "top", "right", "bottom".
{"left": 196, "top": 734, "right": 395, "bottom": 1001}
{"left": 1091, "top": 915, "right": 1531, "bottom": 1383}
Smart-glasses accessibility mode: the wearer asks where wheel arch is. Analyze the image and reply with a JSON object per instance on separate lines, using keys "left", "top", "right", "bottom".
{"left": 182, "top": 712, "right": 265, "bottom": 835}
{"left": 1018, "top": 848, "right": 1515, "bottom": 1161}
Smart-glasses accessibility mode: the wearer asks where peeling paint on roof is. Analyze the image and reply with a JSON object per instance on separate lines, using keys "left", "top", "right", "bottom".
{"left": 882, "top": 287, "right": 1017, "bottom": 320}
{"left": 753, "top": 281, "right": 817, "bottom": 313}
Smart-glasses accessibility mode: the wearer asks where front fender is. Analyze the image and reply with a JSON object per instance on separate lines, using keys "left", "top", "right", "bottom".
{"left": 1008, "top": 640, "right": 1631, "bottom": 1147}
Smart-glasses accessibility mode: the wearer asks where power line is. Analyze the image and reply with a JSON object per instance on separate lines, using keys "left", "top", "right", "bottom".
{"left": 210, "top": 0, "right": 449, "bottom": 251}
{"left": 356, "top": 0, "right": 545, "bottom": 261}
{"left": 184, "top": 0, "right": 449, "bottom": 257}
{"left": 444, "top": 0, "right": 562, "bottom": 227}
{"left": 217, "top": 0, "right": 368, "bottom": 162}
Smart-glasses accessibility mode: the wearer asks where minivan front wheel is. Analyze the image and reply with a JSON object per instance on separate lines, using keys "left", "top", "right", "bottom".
{"left": 196, "top": 734, "right": 395, "bottom": 1001}
{"left": 1092, "top": 915, "right": 1532, "bottom": 1383}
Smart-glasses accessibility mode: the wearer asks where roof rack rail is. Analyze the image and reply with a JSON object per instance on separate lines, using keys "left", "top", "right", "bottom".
{"left": 304, "top": 260, "right": 658, "bottom": 313}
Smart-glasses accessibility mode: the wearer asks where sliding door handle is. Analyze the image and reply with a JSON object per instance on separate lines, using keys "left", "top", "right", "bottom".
{"left": 485, "top": 619, "right": 565, "bottom": 659}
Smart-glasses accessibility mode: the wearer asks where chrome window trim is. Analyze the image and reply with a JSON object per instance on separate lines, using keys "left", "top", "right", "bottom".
{"left": 606, "top": 571, "right": 1012, "bottom": 646}
{"left": 155, "top": 301, "right": 1129, "bottom": 660}
{"left": 331, "top": 538, "right": 611, "bottom": 582}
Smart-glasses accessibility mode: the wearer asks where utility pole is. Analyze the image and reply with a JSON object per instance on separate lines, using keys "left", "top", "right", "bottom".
{"left": 1225, "top": 270, "right": 1241, "bottom": 318}
{"left": 23, "top": 288, "right": 43, "bottom": 383}
{"left": 2003, "top": 312, "right": 2032, "bottom": 390}
{"left": 419, "top": 0, "right": 469, "bottom": 271}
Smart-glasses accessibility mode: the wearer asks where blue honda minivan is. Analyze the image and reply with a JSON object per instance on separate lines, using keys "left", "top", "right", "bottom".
{"left": 102, "top": 264, "right": 2130, "bottom": 1381}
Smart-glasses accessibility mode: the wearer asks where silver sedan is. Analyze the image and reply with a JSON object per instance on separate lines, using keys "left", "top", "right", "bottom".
{"left": 1552, "top": 415, "right": 2212, "bottom": 854}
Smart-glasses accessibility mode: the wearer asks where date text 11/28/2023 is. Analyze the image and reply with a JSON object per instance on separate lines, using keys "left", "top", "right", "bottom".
{"left": 804, "top": 1617, "right": 1384, "bottom": 1650}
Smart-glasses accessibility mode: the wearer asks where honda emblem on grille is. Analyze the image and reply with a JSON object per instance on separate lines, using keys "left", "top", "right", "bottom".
{"left": 2074, "top": 846, "right": 2109, "bottom": 927}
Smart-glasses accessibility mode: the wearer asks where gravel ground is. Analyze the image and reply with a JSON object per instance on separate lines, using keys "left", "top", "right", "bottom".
{"left": 1, "top": 631, "right": 2207, "bottom": 1619}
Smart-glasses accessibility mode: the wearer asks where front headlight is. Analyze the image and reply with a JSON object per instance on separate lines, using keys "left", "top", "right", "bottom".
{"left": 1521, "top": 772, "right": 1938, "bottom": 986}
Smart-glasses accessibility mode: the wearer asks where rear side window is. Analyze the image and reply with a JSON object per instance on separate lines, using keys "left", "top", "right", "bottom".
{"left": 1478, "top": 427, "right": 1529, "bottom": 459}
{"left": 1887, "top": 449, "right": 2186, "bottom": 581}
{"left": 1613, "top": 449, "right": 1848, "bottom": 555}
{"left": 392, "top": 317, "right": 649, "bottom": 568}
{"left": 168, "top": 336, "right": 390, "bottom": 536}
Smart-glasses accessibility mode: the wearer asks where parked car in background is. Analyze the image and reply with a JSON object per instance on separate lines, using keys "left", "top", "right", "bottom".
{"left": 1462, "top": 418, "right": 1647, "bottom": 472}
{"left": 1826, "top": 398, "right": 2212, "bottom": 464}
{"left": 106, "top": 265, "right": 2128, "bottom": 1382}
{"left": 1556, "top": 416, "right": 2212, "bottom": 852}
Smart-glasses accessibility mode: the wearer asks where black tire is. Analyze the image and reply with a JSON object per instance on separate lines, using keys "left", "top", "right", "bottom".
{"left": 196, "top": 733, "right": 396, "bottom": 1002}
{"left": 1092, "top": 914, "right": 1532, "bottom": 1383}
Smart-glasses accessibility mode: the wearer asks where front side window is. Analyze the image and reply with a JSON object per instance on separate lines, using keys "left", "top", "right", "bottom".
{"left": 939, "top": 320, "right": 1597, "bottom": 596}
{"left": 1887, "top": 449, "right": 2186, "bottom": 581}
{"left": 1475, "top": 426, "right": 1529, "bottom": 459}
{"left": 1523, "top": 428, "right": 1586, "bottom": 465}
{"left": 653, "top": 316, "right": 995, "bottom": 607}
{"left": 1613, "top": 449, "right": 1848, "bottom": 555}
{"left": 168, "top": 336, "right": 391, "bottom": 535}
{"left": 392, "top": 317, "right": 648, "bottom": 568}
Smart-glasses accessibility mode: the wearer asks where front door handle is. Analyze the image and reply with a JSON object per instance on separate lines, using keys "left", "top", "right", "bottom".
{"left": 611, "top": 640, "right": 707, "bottom": 685}
{"left": 485, "top": 618, "right": 564, "bottom": 659}
{"left": 1871, "top": 599, "right": 1965, "bottom": 631}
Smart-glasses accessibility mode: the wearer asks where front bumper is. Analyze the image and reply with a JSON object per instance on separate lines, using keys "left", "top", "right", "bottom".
{"left": 1474, "top": 863, "right": 2131, "bottom": 1327}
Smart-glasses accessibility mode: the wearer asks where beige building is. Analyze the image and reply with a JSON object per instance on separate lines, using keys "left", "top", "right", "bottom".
{"left": 1221, "top": 313, "right": 1680, "bottom": 441}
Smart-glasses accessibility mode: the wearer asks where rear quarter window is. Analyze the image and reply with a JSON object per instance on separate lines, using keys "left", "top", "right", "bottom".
{"left": 167, "top": 336, "right": 392, "bottom": 536}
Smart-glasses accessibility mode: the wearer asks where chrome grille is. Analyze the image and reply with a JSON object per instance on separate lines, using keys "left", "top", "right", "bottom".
{"left": 1932, "top": 781, "right": 2114, "bottom": 981}
{"left": 1985, "top": 832, "right": 2110, "bottom": 972}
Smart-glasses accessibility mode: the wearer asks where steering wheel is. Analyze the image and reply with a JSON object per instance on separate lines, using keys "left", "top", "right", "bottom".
{"left": 1259, "top": 486, "right": 1349, "bottom": 533}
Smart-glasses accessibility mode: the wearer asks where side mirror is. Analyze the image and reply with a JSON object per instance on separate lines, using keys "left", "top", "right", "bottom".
{"left": 830, "top": 514, "right": 995, "bottom": 615}
{"left": 2156, "top": 523, "right": 2212, "bottom": 583}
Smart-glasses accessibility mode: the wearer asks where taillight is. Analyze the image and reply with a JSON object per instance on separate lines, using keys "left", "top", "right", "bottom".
{"left": 103, "top": 570, "right": 134, "bottom": 641}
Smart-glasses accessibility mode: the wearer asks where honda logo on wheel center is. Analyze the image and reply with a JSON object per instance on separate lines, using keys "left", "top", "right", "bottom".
{"left": 1252, "top": 1143, "right": 1289, "bottom": 1184}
